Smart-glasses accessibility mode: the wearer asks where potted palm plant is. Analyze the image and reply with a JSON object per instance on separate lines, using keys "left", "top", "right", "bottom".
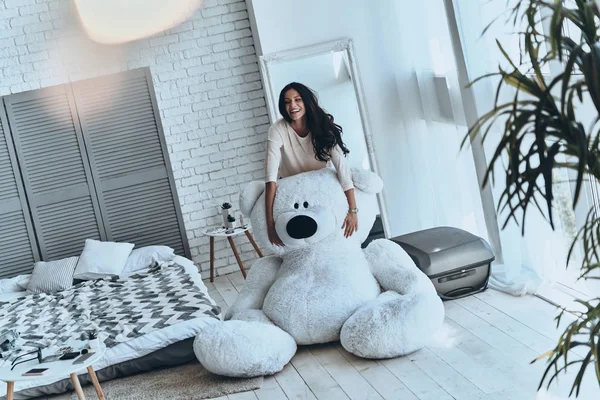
{"left": 464, "top": 0, "right": 600, "bottom": 396}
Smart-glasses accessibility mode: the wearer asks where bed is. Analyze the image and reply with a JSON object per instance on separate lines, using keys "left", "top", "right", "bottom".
{"left": 0, "top": 256, "right": 221, "bottom": 399}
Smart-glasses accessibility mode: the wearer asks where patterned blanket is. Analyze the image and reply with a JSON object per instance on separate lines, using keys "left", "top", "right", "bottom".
{"left": 0, "top": 262, "right": 221, "bottom": 354}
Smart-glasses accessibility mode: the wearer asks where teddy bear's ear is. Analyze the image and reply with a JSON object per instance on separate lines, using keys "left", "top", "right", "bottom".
{"left": 239, "top": 181, "right": 266, "bottom": 217}
{"left": 351, "top": 168, "right": 383, "bottom": 194}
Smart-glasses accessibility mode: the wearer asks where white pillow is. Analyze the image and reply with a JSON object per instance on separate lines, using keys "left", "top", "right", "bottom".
{"left": 121, "top": 245, "right": 175, "bottom": 276}
{"left": 73, "top": 239, "right": 134, "bottom": 280}
{"left": 27, "top": 257, "right": 78, "bottom": 294}
{"left": 0, "top": 274, "right": 31, "bottom": 294}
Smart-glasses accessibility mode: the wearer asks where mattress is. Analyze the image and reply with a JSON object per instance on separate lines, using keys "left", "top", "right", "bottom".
{"left": 15, "top": 338, "right": 197, "bottom": 399}
{"left": 0, "top": 256, "right": 221, "bottom": 399}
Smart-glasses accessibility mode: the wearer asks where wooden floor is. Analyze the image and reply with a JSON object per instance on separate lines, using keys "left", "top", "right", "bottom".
{"left": 206, "top": 271, "right": 600, "bottom": 400}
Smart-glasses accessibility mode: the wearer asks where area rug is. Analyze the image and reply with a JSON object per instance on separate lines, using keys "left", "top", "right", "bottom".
{"left": 54, "top": 361, "right": 262, "bottom": 400}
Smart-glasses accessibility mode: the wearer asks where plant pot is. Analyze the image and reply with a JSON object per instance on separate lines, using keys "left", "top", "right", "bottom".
{"left": 221, "top": 209, "right": 229, "bottom": 227}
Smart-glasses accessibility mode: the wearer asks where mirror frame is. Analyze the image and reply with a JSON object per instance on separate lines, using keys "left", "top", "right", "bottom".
{"left": 258, "top": 38, "right": 391, "bottom": 238}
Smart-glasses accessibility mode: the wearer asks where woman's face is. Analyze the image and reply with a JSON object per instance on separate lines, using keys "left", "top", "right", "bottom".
{"left": 284, "top": 89, "right": 306, "bottom": 121}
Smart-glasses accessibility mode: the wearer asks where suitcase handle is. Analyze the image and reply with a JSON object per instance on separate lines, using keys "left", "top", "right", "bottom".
{"left": 438, "top": 274, "right": 490, "bottom": 301}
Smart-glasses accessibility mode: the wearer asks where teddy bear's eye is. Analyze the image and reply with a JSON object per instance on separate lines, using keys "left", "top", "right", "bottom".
{"left": 303, "top": 201, "right": 309, "bottom": 208}
{"left": 294, "top": 203, "right": 299, "bottom": 209}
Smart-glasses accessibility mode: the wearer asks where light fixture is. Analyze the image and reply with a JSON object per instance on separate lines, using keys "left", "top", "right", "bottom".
{"left": 73, "top": 0, "right": 204, "bottom": 44}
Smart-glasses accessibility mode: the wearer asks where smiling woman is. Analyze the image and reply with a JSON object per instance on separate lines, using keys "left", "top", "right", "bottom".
{"left": 264, "top": 82, "right": 359, "bottom": 246}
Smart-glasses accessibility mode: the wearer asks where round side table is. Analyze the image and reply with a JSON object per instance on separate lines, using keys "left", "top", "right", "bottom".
{"left": 0, "top": 344, "right": 106, "bottom": 400}
{"left": 202, "top": 225, "right": 263, "bottom": 282}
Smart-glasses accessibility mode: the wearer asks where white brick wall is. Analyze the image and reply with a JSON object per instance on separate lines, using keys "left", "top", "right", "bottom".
{"left": 0, "top": 0, "right": 269, "bottom": 279}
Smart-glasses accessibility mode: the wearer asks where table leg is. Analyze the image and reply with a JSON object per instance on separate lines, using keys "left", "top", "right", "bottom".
{"left": 87, "top": 366, "right": 105, "bottom": 400}
{"left": 227, "top": 236, "right": 247, "bottom": 279}
{"left": 70, "top": 373, "right": 86, "bottom": 399}
{"left": 6, "top": 381, "right": 14, "bottom": 400}
{"left": 244, "top": 230, "right": 263, "bottom": 258}
{"left": 210, "top": 236, "right": 215, "bottom": 283}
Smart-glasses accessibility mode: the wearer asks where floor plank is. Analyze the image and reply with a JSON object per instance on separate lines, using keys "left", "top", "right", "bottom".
{"left": 474, "top": 290, "right": 567, "bottom": 342}
{"left": 379, "top": 354, "right": 454, "bottom": 400}
{"left": 273, "top": 362, "right": 318, "bottom": 400}
{"left": 290, "top": 347, "right": 350, "bottom": 400}
{"left": 213, "top": 275, "right": 239, "bottom": 307}
{"left": 409, "top": 346, "right": 489, "bottom": 399}
{"left": 455, "top": 294, "right": 556, "bottom": 354}
{"left": 427, "top": 320, "right": 529, "bottom": 395}
{"left": 461, "top": 293, "right": 599, "bottom": 399}
{"left": 254, "top": 375, "right": 289, "bottom": 400}
{"left": 443, "top": 300, "right": 539, "bottom": 365}
{"left": 309, "top": 344, "right": 383, "bottom": 400}
{"left": 485, "top": 388, "right": 535, "bottom": 400}
{"left": 208, "top": 288, "right": 228, "bottom": 318}
{"left": 228, "top": 271, "right": 247, "bottom": 293}
{"left": 204, "top": 281, "right": 216, "bottom": 292}
{"left": 334, "top": 344, "right": 419, "bottom": 400}
{"left": 228, "top": 391, "right": 259, "bottom": 399}
{"left": 473, "top": 290, "right": 589, "bottom": 360}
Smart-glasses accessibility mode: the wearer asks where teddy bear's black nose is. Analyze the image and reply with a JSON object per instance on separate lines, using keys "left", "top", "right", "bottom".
{"left": 286, "top": 215, "right": 317, "bottom": 239}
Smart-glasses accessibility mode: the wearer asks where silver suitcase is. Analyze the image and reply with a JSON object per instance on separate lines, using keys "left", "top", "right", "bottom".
{"left": 390, "top": 226, "right": 494, "bottom": 300}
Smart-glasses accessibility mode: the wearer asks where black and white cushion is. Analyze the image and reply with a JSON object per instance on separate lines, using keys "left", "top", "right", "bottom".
{"left": 27, "top": 256, "right": 79, "bottom": 294}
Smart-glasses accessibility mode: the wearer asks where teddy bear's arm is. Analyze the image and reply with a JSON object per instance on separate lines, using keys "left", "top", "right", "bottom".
{"left": 224, "top": 255, "right": 282, "bottom": 320}
{"left": 364, "top": 239, "right": 435, "bottom": 294}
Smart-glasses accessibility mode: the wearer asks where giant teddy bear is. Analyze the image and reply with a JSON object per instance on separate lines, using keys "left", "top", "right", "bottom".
{"left": 194, "top": 168, "right": 444, "bottom": 377}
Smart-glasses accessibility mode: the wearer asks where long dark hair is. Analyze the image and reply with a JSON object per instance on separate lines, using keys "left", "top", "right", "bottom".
{"left": 278, "top": 82, "right": 349, "bottom": 162}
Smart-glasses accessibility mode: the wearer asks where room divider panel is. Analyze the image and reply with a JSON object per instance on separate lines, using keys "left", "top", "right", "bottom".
{"left": 4, "top": 84, "right": 107, "bottom": 261}
{"left": 0, "top": 106, "right": 39, "bottom": 277}
{"left": 0, "top": 67, "right": 190, "bottom": 278}
{"left": 71, "top": 68, "right": 189, "bottom": 257}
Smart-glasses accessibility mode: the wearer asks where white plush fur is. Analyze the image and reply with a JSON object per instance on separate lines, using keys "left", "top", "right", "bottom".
{"left": 194, "top": 168, "right": 444, "bottom": 377}
{"left": 193, "top": 318, "right": 296, "bottom": 377}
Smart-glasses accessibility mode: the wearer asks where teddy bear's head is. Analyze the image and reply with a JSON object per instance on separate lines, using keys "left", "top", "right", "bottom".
{"left": 240, "top": 168, "right": 383, "bottom": 255}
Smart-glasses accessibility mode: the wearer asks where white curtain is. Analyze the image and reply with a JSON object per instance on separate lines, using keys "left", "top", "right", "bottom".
{"left": 450, "top": 0, "right": 583, "bottom": 296}
{"left": 377, "top": 0, "right": 582, "bottom": 296}
{"left": 375, "top": 0, "right": 489, "bottom": 240}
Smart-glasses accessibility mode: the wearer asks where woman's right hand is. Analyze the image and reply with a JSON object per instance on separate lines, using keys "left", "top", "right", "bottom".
{"left": 267, "top": 219, "right": 284, "bottom": 246}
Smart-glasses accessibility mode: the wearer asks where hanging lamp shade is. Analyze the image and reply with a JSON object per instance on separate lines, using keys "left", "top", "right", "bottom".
{"left": 73, "top": 0, "right": 204, "bottom": 44}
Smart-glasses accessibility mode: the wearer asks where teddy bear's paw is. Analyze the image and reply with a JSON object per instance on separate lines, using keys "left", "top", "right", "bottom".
{"left": 340, "top": 290, "right": 444, "bottom": 359}
{"left": 194, "top": 320, "right": 297, "bottom": 377}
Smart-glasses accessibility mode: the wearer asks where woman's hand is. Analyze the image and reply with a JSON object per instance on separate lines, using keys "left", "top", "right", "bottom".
{"left": 267, "top": 219, "right": 285, "bottom": 246}
{"left": 342, "top": 212, "right": 358, "bottom": 238}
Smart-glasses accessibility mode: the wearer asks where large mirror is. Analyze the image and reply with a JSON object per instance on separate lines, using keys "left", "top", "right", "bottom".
{"left": 259, "top": 38, "right": 391, "bottom": 240}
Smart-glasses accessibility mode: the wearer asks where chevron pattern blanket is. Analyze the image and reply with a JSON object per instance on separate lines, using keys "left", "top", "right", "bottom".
{"left": 0, "top": 262, "right": 220, "bottom": 354}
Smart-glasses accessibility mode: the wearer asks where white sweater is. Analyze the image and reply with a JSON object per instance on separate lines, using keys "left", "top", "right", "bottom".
{"left": 265, "top": 118, "right": 354, "bottom": 191}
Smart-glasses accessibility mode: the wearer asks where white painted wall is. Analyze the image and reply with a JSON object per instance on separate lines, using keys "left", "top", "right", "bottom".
{"left": 0, "top": 0, "right": 268, "bottom": 278}
{"left": 247, "top": 0, "right": 419, "bottom": 236}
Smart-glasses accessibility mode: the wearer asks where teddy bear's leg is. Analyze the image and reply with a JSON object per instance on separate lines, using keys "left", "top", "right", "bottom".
{"left": 224, "top": 255, "right": 282, "bottom": 320}
{"left": 195, "top": 261, "right": 297, "bottom": 379}
{"left": 339, "top": 239, "right": 445, "bottom": 358}
{"left": 194, "top": 309, "right": 297, "bottom": 377}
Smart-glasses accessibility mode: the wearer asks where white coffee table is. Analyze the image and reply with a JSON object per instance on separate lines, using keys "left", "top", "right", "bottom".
{"left": 0, "top": 345, "right": 106, "bottom": 400}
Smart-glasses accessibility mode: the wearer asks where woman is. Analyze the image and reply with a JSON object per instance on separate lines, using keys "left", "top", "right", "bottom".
{"left": 265, "top": 82, "right": 358, "bottom": 246}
